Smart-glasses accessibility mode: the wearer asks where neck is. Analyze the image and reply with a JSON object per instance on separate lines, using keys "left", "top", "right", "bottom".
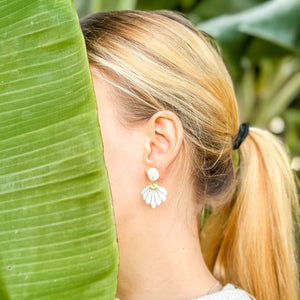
{"left": 116, "top": 198, "right": 217, "bottom": 300}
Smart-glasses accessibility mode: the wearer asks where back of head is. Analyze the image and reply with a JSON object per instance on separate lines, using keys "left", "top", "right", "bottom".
{"left": 81, "top": 10, "right": 239, "bottom": 199}
{"left": 80, "top": 10, "right": 300, "bottom": 300}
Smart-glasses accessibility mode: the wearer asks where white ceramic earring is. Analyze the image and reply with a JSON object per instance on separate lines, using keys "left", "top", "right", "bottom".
{"left": 141, "top": 168, "right": 167, "bottom": 208}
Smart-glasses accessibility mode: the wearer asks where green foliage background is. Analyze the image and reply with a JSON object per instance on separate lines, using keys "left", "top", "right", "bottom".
{"left": 74, "top": 0, "right": 300, "bottom": 180}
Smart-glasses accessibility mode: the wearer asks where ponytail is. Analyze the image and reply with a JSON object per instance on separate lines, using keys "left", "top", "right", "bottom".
{"left": 200, "top": 128, "right": 300, "bottom": 300}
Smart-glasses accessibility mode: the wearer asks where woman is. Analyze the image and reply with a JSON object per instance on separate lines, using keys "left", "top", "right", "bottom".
{"left": 80, "top": 10, "right": 299, "bottom": 300}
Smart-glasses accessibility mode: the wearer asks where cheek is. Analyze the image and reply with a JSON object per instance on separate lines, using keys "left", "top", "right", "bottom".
{"left": 98, "top": 112, "right": 144, "bottom": 222}
{"left": 102, "top": 129, "right": 133, "bottom": 186}
{"left": 103, "top": 131, "right": 143, "bottom": 223}
{"left": 91, "top": 72, "right": 145, "bottom": 223}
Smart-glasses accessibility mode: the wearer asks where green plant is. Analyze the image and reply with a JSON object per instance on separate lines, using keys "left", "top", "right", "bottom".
{"left": 0, "top": 1, "right": 118, "bottom": 299}
{"left": 74, "top": 0, "right": 137, "bottom": 17}
{"left": 197, "top": 0, "right": 300, "bottom": 176}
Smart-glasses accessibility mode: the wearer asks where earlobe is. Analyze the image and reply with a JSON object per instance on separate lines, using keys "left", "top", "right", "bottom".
{"left": 143, "top": 111, "right": 184, "bottom": 178}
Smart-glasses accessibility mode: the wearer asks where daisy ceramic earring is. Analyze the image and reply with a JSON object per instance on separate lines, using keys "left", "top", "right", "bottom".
{"left": 141, "top": 168, "right": 167, "bottom": 208}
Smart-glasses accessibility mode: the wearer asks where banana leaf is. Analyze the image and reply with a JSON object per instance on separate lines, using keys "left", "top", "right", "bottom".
{"left": 0, "top": 0, "right": 118, "bottom": 299}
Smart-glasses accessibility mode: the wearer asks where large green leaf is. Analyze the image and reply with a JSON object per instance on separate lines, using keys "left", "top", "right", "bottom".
{"left": 0, "top": 1, "right": 118, "bottom": 299}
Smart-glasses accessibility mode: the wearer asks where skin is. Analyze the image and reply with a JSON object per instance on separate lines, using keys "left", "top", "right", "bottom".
{"left": 91, "top": 67, "right": 221, "bottom": 300}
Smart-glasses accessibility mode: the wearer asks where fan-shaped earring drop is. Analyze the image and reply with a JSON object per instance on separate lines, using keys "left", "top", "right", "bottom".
{"left": 141, "top": 168, "right": 167, "bottom": 208}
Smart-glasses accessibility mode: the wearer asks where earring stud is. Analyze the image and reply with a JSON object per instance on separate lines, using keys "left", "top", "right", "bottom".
{"left": 141, "top": 168, "right": 167, "bottom": 208}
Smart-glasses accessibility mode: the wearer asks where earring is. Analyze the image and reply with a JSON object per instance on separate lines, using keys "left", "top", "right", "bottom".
{"left": 141, "top": 168, "right": 167, "bottom": 208}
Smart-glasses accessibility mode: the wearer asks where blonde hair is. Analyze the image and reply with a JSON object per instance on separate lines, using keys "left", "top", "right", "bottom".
{"left": 80, "top": 10, "right": 300, "bottom": 299}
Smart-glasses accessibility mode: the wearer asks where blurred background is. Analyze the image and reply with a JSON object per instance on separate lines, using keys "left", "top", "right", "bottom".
{"left": 74, "top": 0, "right": 300, "bottom": 182}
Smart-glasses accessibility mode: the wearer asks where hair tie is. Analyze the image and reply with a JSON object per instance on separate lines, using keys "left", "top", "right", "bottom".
{"left": 233, "top": 123, "right": 249, "bottom": 150}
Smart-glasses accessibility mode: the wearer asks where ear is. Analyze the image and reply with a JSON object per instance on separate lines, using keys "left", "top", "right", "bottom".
{"left": 143, "top": 111, "right": 184, "bottom": 178}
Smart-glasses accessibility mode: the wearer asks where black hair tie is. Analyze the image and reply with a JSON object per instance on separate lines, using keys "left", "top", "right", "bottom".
{"left": 233, "top": 123, "right": 249, "bottom": 150}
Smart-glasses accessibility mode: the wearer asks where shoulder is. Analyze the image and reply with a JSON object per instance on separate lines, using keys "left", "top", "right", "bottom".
{"left": 191, "top": 284, "right": 254, "bottom": 300}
